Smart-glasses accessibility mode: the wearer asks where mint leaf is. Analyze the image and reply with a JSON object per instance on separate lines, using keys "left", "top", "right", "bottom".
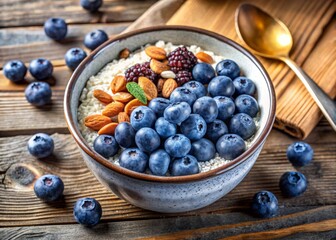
{"left": 126, "top": 82, "right": 147, "bottom": 104}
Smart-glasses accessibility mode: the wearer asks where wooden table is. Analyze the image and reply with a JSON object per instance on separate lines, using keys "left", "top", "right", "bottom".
{"left": 0, "top": 1, "right": 335, "bottom": 239}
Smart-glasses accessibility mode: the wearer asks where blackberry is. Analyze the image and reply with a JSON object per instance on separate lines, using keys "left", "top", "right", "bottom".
{"left": 168, "top": 46, "right": 197, "bottom": 73}
{"left": 176, "top": 70, "right": 192, "bottom": 85}
{"left": 125, "top": 62, "right": 157, "bottom": 82}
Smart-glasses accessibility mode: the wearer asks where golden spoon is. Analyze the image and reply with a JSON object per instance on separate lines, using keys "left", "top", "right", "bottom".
{"left": 235, "top": 3, "right": 336, "bottom": 131}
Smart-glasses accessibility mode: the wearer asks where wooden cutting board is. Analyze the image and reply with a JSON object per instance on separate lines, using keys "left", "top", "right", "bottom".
{"left": 167, "top": 0, "right": 336, "bottom": 139}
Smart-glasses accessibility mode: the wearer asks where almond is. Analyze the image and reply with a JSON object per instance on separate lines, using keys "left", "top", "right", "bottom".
{"left": 98, "top": 122, "right": 118, "bottom": 135}
{"left": 119, "top": 48, "right": 130, "bottom": 59}
{"left": 110, "top": 75, "right": 127, "bottom": 94}
{"left": 112, "top": 92, "right": 134, "bottom": 103}
{"left": 93, "top": 89, "right": 113, "bottom": 104}
{"left": 145, "top": 46, "right": 167, "bottom": 60}
{"left": 196, "top": 52, "right": 214, "bottom": 64}
{"left": 125, "top": 99, "right": 146, "bottom": 115}
{"left": 84, "top": 114, "right": 112, "bottom": 131}
{"left": 102, "top": 101, "right": 125, "bottom": 117}
{"left": 138, "top": 77, "right": 158, "bottom": 101}
{"left": 150, "top": 59, "right": 170, "bottom": 74}
{"left": 118, "top": 112, "right": 130, "bottom": 123}
{"left": 162, "top": 78, "right": 178, "bottom": 98}
{"left": 157, "top": 78, "right": 165, "bottom": 93}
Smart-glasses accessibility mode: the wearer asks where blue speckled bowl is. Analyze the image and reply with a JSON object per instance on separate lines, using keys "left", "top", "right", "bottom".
{"left": 64, "top": 26, "right": 276, "bottom": 213}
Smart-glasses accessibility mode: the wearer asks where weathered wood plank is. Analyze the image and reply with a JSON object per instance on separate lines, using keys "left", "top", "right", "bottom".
{"left": 0, "top": 0, "right": 157, "bottom": 28}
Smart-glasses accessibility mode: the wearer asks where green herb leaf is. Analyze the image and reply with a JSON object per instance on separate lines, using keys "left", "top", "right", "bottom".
{"left": 126, "top": 82, "right": 147, "bottom": 104}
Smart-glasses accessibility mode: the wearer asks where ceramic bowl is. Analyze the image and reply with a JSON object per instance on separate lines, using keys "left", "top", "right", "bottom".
{"left": 64, "top": 26, "right": 276, "bottom": 213}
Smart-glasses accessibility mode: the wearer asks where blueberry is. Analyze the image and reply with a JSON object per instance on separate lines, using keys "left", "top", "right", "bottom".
{"left": 65, "top": 48, "right": 87, "bottom": 70}
{"left": 216, "top": 134, "right": 245, "bottom": 160}
{"left": 180, "top": 114, "right": 207, "bottom": 141}
{"left": 130, "top": 106, "right": 156, "bottom": 131}
{"left": 25, "top": 82, "right": 52, "bottom": 106}
{"left": 93, "top": 135, "right": 119, "bottom": 158}
{"left": 206, "top": 119, "right": 228, "bottom": 143}
{"left": 170, "top": 87, "right": 197, "bottom": 106}
{"left": 114, "top": 122, "right": 136, "bottom": 148}
{"left": 183, "top": 80, "right": 207, "bottom": 98}
{"left": 29, "top": 58, "right": 53, "bottom": 80}
{"left": 44, "top": 18, "right": 67, "bottom": 41}
{"left": 235, "top": 94, "right": 259, "bottom": 118}
{"left": 155, "top": 117, "right": 177, "bottom": 139}
{"left": 164, "top": 102, "right": 191, "bottom": 124}
{"left": 119, "top": 148, "right": 148, "bottom": 173}
{"left": 80, "top": 0, "right": 102, "bottom": 12}
{"left": 190, "top": 138, "right": 216, "bottom": 162}
{"left": 208, "top": 76, "right": 235, "bottom": 97}
{"left": 3, "top": 60, "right": 27, "bottom": 83}
{"left": 192, "top": 63, "right": 216, "bottom": 84}
{"left": 74, "top": 198, "right": 102, "bottom": 226}
{"left": 135, "top": 127, "right": 160, "bottom": 153}
{"left": 171, "top": 155, "right": 200, "bottom": 176}
{"left": 214, "top": 96, "right": 235, "bottom": 121}
{"left": 229, "top": 113, "right": 256, "bottom": 140}
{"left": 164, "top": 134, "right": 191, "bottom": 158}
{"left": 149, "top": 149, "right": 171, "bottom": 176}
{"left": 251, "top": 191, "right": 278, "bottom": 218}
{"left": 287, "top": 142, "right": 314, "bottom": 167}
{"left": 148, "top": 97, "right": 170, "bottom": 117}
{"left": 233, "top": 76, "right": 256, "bottom": 96}
{"left": 279, "top": 171, "right": 308, "bottom": 198}
{"left": 216, "top": 59, "right": 240, "bottom": 79}
{"left": 27, "top": 133, "right": 54, "bottom": 158}
{"left": 34, "top": 174, "right": 64, "bottom": 201}
{"left": 84, "top": 29, "right": 108, "bottom": 51}
{"left": 193, "top": 96, "right": 218, "bottom": 123}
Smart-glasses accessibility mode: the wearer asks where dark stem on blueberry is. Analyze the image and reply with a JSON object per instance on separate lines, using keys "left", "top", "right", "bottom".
{"left": 259, "top": 193, "right": 270, "bottom": 203}
{"left": 134, "top": 111, "right": 144, "bottom": 120}
{"left": 197, "top": 123, "right": 203, "bottom": 131}
{"left": 294, "top": 143, "right": 305, "bottom": 152}
{"left": 43, "top": 177, "right": 53, "bottom": 186}
{"left": 82, "top": 200, "right": 94, "bottom": 210}
{"left": 32, "top": 83, "right": 40, "bottom": 90}
{"left": 288, "top": 173, "right": 301, "bottom": 184}
{"left": 172, "top": 135, "right": 180, "bottom": 141}
{"left": 242, "top": 98, "right": 250, "bottom": 105}
{"left": 72, "top": 49, "right": 80, "bottom": 55}
{"left": 11, "top": 62, "right": 18, "bottom": 67}
{"left": 223, "top": 62, "right": 231, "bottom": 68}
{"left": 128, "top": 150, "right": 137, "bottom": 157}
{"left": 183, "top": 157, "right": 191, "bottom": 165}
{"left": 37, "top": 59, "right": 45, "bottom": 64}
{"left": 240, "top": 78, "right": 247, "bottom": 85}
{"left": 103, "top": 136, "right": 112, "bottom": 144}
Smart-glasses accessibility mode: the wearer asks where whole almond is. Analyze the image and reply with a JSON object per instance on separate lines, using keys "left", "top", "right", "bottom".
{"left": 102, "top": 101, "right": 125, "bottom": 117}
{"left": 162, "top": 78, "right": 178, "bottom": 98}
{"left": 112, "top": 92, "right": 134, "bottom": 103}
{"left": 84, "top": 114, "right": 112, "bottom": 131}
{"left": 118, "top": 112, "right": 130, "bottom": 123}
{"left": 157, "top": 78, "right": 165, "bottom": 93}
{"left": 119, "top": 48, "right": 130, "bottom": 59}
{"left": 138, "top": 76, "right": 158, "bottom": 101}
{"left": 98, "top": 122, "right": 119, "bottom": 135}
{"left": 150, "top": 59, "right": 170, "bottom": 74}
{"left": 196, "top": 52, "right": 214, "bottom": 64}
{"left": 93, "top": 89, "right": 113, "bottom": 104}
{"left": 145, "top": 46, "right": 167, "bottom": 60}
{"left": 110, "top": 75, "right": 127, "bottom": 94}
{"left": 125, "top": 99, "right": 146, "bottom": 115}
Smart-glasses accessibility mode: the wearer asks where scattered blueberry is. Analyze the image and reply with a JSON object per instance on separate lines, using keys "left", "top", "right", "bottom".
{"left": 208, "top": 76, "right": 235, "bottom": 97}
{"left": 148, "top": 97, "right": 170, "bottom": 117}
{"left": 80, "top": 0, "right": 102, "bottom": 12}
{"left": 164, "top": 134, "right": 191, "bottom": 158}
{"left": 170, "top": 87, "right": 197, "bottom": 106}
{"left": 155, "top": 117, "right": 177, "bottom": 139}
{"left": 25, "top": 82, "right": 52, "bottom": 106}
{"left": 27, "top": 133, "right": 54, "bottom": 158}
{"left": 279, "top": 171, "right": 308, "bottom": 197}
{"left": 164, "top": 102, "right": 191, "bottom": 124}
{"left": 3, "top": 60, "right": 27, "bottom": 83}
{"left": 114, "top": 122, "right": 136, "bottom": 148}
{"left": 74, "top": 198, "right": 102, "bottom": 226}
{"left": 119, "top": 148, "right": 148, "bottom": 173}
{"left": 180, "top": 114, "right": 207, "bottom": 141}
{"left": 149, "top": 149, "right": 171, "bottom": 176}
{"left": 84, "top": 29, "right": 108, "bottom": 51}
{"left": 216, "top": 134, "right": 245, "bottom": 160}
{"left": 29, "top": 58, "right": 53, "bottom": 80}
{"left": 192, "top": 63, "right": 216, "bottom": 84}
{"left": 206, "top": 119, "right": 228, "bottom": 143}
{"left": 235, "top": 94, "right": 259, "bottom": 118}
{"left": 233, "top": 76, "right": 256, "bottom": 96}
{"left": 44, "top": 18, "right": 67, "bottom": 41}
{"left": 130, "top": 106, "right": 156, "bottom": 131}
{"left": 214, "top": 96, "right": 235, "bottom": 121}
{"left": 171, "top": 155, "right": 200, "bottom": 176}
{"left": 183, "top": 80, "right": 207, "bottom": 98}
{"left": 135, "top": 127, "right": 160, "bottom": 153}
{"left": 251, "top": 191, "right": 278, "bottom": 218}
{"left": 287, "top": 142, "right": 314, "bottom": 167}
{"left": 190, "top": 138, "right": 216, "bottom": 162}
{"left": 229, "top": 113, "right": 256, "bottom": 140}
{"left": 34, "top": 174, "right": 64, "bottom": 201}
{"left": 216, "top": 59, "right": 240, "bottom": 79}
{"left": 193, "top": 96, "right": 218, "bottom": 123}
{"left": 65, "top": 48, "right": 87, "bottom": 70}
{"left": 93, "top": 135, "right": 119, "bottom": 158}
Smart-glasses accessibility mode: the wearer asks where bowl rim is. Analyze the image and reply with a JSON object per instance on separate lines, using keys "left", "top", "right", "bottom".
{"left": 64, "top": 25, "right": 276, "bottom": 183}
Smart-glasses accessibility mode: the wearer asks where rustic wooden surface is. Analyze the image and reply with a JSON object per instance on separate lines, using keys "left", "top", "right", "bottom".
{"left": 0, "top": 0, "right": 335, "bottom": 239}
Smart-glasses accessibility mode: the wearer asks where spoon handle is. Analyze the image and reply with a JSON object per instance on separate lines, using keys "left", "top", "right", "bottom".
{"left": 281, "top": 57, "right": 336, "bottom": 131}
